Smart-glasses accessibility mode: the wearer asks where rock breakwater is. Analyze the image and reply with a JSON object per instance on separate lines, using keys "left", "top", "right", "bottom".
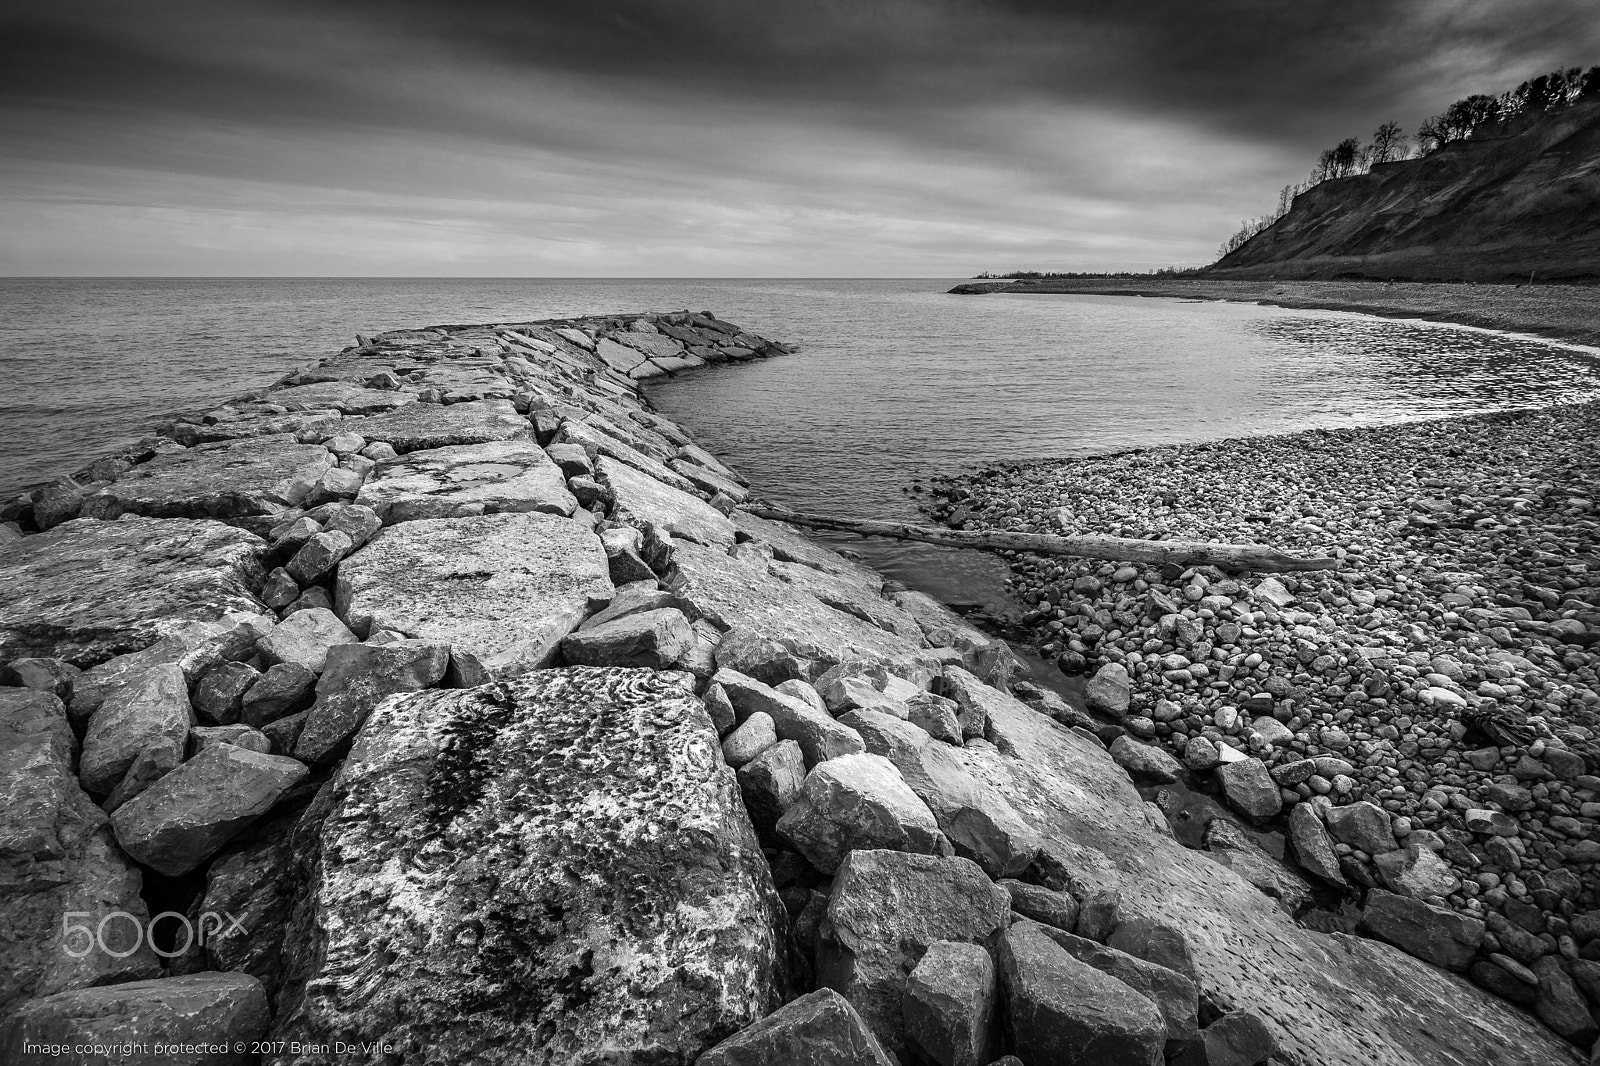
{"left": 926, "top": 401, "right": 1600, "bottom": 1054}
{"left": 0, "top": 313, "right": 1585, "bottom": 1065}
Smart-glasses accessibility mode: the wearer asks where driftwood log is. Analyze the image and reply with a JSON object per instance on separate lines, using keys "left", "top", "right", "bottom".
{"left": 746, "top": 505, "right": 1339, "bottom": 573}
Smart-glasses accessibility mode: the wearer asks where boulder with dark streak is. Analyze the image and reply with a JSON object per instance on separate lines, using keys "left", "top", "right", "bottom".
{"left": 269, "top": 667, "right": 783, "bottom": 1064}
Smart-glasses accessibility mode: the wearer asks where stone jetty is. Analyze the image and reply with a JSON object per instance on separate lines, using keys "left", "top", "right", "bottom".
{"left": 0, "top": 313, "right": 1587, "bottom": 1065}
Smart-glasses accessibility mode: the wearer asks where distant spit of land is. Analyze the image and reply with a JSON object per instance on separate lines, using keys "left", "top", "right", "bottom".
{"left": 949, "top": 277, "right": 1600, "bottom": 349}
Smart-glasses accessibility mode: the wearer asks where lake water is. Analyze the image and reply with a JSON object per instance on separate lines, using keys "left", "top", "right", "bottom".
{"left": 5, "top": 277, "right": 1599, "bottom": 613}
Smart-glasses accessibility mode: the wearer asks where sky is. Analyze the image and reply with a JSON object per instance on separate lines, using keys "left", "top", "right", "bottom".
{"left": 2, "top": 1, "right": 1597, "bottom": 276}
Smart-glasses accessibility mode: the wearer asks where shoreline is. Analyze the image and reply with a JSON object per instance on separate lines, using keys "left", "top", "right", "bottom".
{"left": 955, "top": 276, "right": 1600, "bottom": 350}
{"left": 925, "top": 399, "right": 1600, "bottom": 1023}
{"left": 0, "top": 312, "right": 1588, "bottom": 1063}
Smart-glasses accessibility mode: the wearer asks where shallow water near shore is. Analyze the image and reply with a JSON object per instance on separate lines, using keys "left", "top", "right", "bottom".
{"left": 5, "top": 277, "right": 1600, "bottom": 616}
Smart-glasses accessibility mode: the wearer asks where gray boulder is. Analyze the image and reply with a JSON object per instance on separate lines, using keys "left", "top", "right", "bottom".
{"left": 842, "top": 709, "right": 1040, "bottom": 879}
{"left": 817, "top": 850, "right": 1009, "bottom": 1060}
{"left": 270, "top": 667, "right": 783, "bottom": 1061}
{"left": 1085, "top": 662, "right": 1132, "bottom": 717}
{"left": 0, "top": 690, "right": 160, "bottom": 1012}
{"left": 335, "top": 511, "right": 612, "bottom": 684}
{"left": 78, "top": 436, "right": 336, "bottom": 520}
{"left": 293, "top": 639, "right": 450, "bottom": 763}
{"left": 110, "top": 744, "right": 309, "bottom": 876}
{"left": 79, "top": 663, "right": 192, "bottom": 795}
{"left": 998, "top": 921, "right": 1166, "bottom": 1066}
{"left": 697, "top": 988, "right": 895, "bottom": 1066}
{"left": 722, "top": 711, "right": 778, "bottom": 768}
{"left": 285, "top": 530, "right": 353, "bottom": 585}
{"left": 0, "top": 517, "right": 269, "bottom": 667}
{"left": 345, "top": 397, "right": 533, "bottom": 452}
{"left": 356, "top": 440, "right": 577, "bottom": 522}
{"left": 777, "top": 752, "right": 951, "bottom": 873}
{"left": 1358, "top": 890, "right": 1484, "bottom": 971}
{"left": 902, "top": 940, "right": 999, "bottom": 1066}
{"left": 1110, "top": 735, "right": 1183, "bottom": 783}
{"left": 190, "top": 724, "right": 271, "bottom": 755}
{"left": 999, "top": 879, "right": 1081, "bottom": 933}
{"left": 0, "top": 972, "right": 269, "bottom": 1066}
{"left": 578, "top": 581, "right": 675, "bottom": 630}
{"left": 242, "top": 662, "right": 317, "bottom": 727}
{"left": 192, "top": 660, "right": 261, "bottom": 724}
{"left": 1175, "top": 1010, "right": 1277, "bottom": 1066}
{"left": 102, "top": 737, "right": 184, "bottom": 813}
{"left": 1287, "top": 803, "right": 1347, "bottom": 886}
{"left": 738, "top": 738, "right": 806, "bottom": 834}
{"left": 560, "top": 607, "right": 693, "bottom": 670}
{"left": 907, "top": 691, "right": 963, "bottom": 744}
{"left": 716, "top": 667, "right": 865, "bottom": 767}
{"left": 256, "top": 608, "right": 358, "bottom": 674}
{"left": 1325, "top": 800, "right": 1399, "bottom": 854}
{"left": 1374, "top": 841, "right": 1461, "bottom": 899}
{"left": 1027, "top": 920, "right": 1201, "bottom": 1050}
{"left": 1216, "top": 758, "right": 1282, "bottom": 820}
{"left": 599, "top": 455, "right": 736, "bottom": 550}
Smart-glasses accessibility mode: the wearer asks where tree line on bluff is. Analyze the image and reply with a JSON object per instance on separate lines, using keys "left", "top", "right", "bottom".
{"left": 1217, "top": 65, "right": 1600, "bottom": 260}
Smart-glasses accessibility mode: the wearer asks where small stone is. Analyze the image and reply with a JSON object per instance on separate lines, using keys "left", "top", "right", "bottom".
{"left": 1464, "top": 808, "right": 1520, "bottom": 837}
{"left": 241, "top": 662, "right": 317, "bottom": 727}
{"left": 903, "top": 941, "right": 999, "bottom": 1066}
{"left": 1325, "top": 800, "right": 1398, "bottom": 854}
{"left": 1374, "top": 841, "right": 1461, "bottom": 899}
{"left": 1216, "top": 758, "right": 1282, "bottom": 820}
{"left": 286, "top": 530, "right": 354, "bottom": 585}
{"left": 776, "top": 752, "right": 950, "bottom": 873}
{"left": 999, "top": 880, "right": 1080, "bottom": 932}
{"left": 189, "top": 724, "right": 271, "bottom": 755}
{"left": 293, "top": 639, "right": 450, "bottom": 763}
{"left": 1287, "top": 804, "right": 1346, "bottom": 886}
{"left": 256, "top": 608, "right": 358, "bottom": 674}
{"left": 1109, "top": 735, "right": 1183, "bottom": 783}
{"left": 722, "top": 712, "right": 778, "bottom": 768}
{"left": 696, "top": 988, "right": 894, "bottom": 1066}
{"left": 191, "top": 660, "right": 261, "bottom": 724}
{"left": 110, "top": 744, "right": 309, "bottom": 876}
{"left": 1085, "top": 662, "right": 1132, "bottom": 717}
{"left": 737, "top": 739, "right": 805, "bottom": 834}
{"left": 560, "top": 607, "right": 693, "bottom": 670}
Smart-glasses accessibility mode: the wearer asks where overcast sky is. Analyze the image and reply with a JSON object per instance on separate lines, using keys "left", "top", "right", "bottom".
{"left": 2, "top": 1, "right": 1596, "bottom": 276}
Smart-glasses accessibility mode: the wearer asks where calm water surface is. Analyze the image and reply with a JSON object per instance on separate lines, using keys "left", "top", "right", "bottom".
{"left": 4, "top": 278, "right": 1598, "bottom": 611}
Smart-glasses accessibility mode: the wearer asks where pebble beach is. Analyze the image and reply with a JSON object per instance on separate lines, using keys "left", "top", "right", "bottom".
{"left": 924, "top": 398, "right": 1600, "bottom": 1008}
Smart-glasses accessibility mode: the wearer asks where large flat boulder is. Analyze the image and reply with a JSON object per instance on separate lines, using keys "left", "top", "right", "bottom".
{"left": 966, "top": 674, "right": 1585, "bottom": 1066}
{"left": 266, "top": 380, "right": 419, "bottom": 415}
{"left": 667, "top": 540, "right": 921, "bottom": 676}
{"left": 0, "top": 689, "right": 160, "bottom": 1013}
{"left": 355, "top": 441, "right": 576, "bottom": 523}
{"left": 598, "top": 456, "right": 734, "bottom": 551}
{"left": 80, "top": 436, "right": 337, "bottom": 521}
{"left": 0, "top": 518, "right": 270, "bottom": 668}
{"left": 345, "top": 398, "right": 532, "bottom": 453}
{"left": 335, "top": 512, "right": 613, "bottom": 685}
{"left": 270, "top": 668, "right": 783, "bottom": 1062}
{"left": 1, "top": 972, "right": 269, "bottom": 1065}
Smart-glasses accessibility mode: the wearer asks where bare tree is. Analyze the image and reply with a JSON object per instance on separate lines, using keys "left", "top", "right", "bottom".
{"left": 1367, "top": 121, "right": 1403, "bottom": 165}
{"left": 1330, "top": 137, "right": 1362, "bottom": 177}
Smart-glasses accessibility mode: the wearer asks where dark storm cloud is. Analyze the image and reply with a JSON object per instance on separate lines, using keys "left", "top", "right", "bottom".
{"left": 2, "top": 1, "right": 1597, "bottom": 274}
